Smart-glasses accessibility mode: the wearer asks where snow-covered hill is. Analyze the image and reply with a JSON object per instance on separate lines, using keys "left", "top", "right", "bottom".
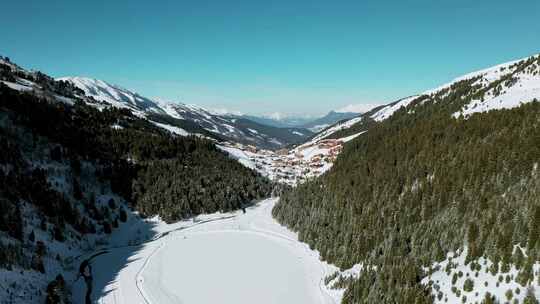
{"left": 306, "top": 115, "right": 363, "bottom": 144}
{"left": 308, "top": 53, "right": 540, "bottom": 142}
{"left": 56, "top": 77, "right": 165, "bottom": 116}
{"left": 58, "top": 76, "right": 313, "bottom": 149}
{"left": 448, "top": 56, "right": 540, "bottom": 117}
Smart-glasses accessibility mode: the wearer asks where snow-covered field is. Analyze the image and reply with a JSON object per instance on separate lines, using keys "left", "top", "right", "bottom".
{"left": 75, "top": 198, "right": 343, "bottom": 304}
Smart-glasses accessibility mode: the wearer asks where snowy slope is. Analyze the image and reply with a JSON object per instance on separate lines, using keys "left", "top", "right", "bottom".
{"left": 413, "top": 54, "right": 540, "bottom": 118}
{"left": 0, "top": 57, "right": 42, "bottom": 93}
{"left": 0, "top": 165, "right": 138, "bottom": 304}
{"left": 417, "top": 54, "right": 540, "bottom": 118}
{"left": 57, "top": 77, "right": 165, "bottom": 116}
{"left": 0, "top": 80, "right": 35, "bottom": 92}
{"left": 422, "top": 247, "right": 540, "bottom": 304}
{"left": 57, "top": 77, "right": 312, "bottom": 149}
{"left": 306, "top": 116, "right": 363, "bottom": 145}
{"left": 150, "top": 121, "right": 189, "bottom": 136}
{"left": 304, "top": 97, "right": 415, "bottom": 143}
{"left": 423, "top": 57, "right": 527, "bottom": 96}
{"left": 370, "top": 95, "right": 418, "bottom": 121}
{"left": 217, "top": 145, "right": 257, "bottom": 170}
{"left": 307, "top": 53, "right": 540, "bottom": 142}
{"left": 451, "top": 56, "right": 540, "bottom": 117}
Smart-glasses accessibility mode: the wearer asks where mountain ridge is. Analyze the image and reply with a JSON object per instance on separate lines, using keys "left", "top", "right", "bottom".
{"left": 306, "top": 53, "right": 540, "bottom": 144}
{"left": 239, "top": 110, "right": 358, "bottom": 132}
{"left": 57, "top": 76, "right": 314, "bottom": 150}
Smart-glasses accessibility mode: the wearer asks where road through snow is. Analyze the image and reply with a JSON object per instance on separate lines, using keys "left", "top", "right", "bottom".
{"left": 80, "top": 198, "right": 341, "bottom": 304}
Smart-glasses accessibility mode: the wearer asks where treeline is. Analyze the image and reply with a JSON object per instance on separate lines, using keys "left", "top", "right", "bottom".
{"left": 133, "top": 157, "right": 269, "bottom": 221}
{"left": 273, "top": 56, "right": 540, "bottom": 303}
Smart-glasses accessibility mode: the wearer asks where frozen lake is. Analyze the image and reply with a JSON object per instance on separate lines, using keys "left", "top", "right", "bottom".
{"left": 76, "top": 198, "right": 341, "bottom": 304}
{"left": 143, "top": 231, "right": 320, "bottom": 304}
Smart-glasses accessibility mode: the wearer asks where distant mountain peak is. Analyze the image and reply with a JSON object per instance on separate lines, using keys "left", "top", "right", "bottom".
{"left": 57, "top": 76, "right": 313, "bottom": 149}
{"left": 57, "top": 76, "right": 165, "bottom": 115}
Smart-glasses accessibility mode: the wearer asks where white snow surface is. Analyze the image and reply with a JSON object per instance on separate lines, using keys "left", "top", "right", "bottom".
{"left": 150, "top": 121, "right": 189, "bottom": 136}
{"left": 57, "top": 77, "right": 164, "bottom": 116}
{"left": 305, "top": 116, "right": 362, "bottom": 146}
{"left": 294, "top": 130, "right": 364, "bottom": 157}
{"left": 1, "top": 80, "right": 35, "bottom": 92}
{"left": 422, "top": 247, "right": 540, "bottom": 304}
{"left": 78, "top": 198, "right": 345, "bottom": 304}
{"left": 217, "top": 145, "right": 257, "bottom": 170}
{"left": 408, "top": 54, "right": 540, "bottom": 118}
{"left": 153, "top": 100, "right": 185, "bottom": 120}
{"left": 370, "top": 95, "right": 418, "bottom": 122}
{"left": 340, "top": 131, "right": 365, "bottom": 143}
{"left": 452, "top": 58, "right": 540, "bottom": 117}
{"left": 247, "top": 128, "right": 259, "bottom": 134}
{"left": 298, "top": 131, "right": 363, "bottom": 158}
{"left": 423, "top": 57, "right": 526, "bottom": 96}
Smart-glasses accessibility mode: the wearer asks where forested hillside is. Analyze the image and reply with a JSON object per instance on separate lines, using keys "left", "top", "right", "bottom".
{"left": 273, "top": 55, "right": 540, "bottom": 303}
{"left": 0, "top": 71, "right": 272, "bottom": 301}
{"left": 0, "top": 80, "right": 272, "bottom": 219}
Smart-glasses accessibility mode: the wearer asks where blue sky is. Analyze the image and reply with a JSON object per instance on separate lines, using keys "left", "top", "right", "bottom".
{"left": 2, "top": 0, "right": 539, "bottom": 116}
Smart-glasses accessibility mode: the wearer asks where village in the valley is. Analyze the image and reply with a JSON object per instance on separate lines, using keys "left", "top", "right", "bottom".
{"left": 220, "top": 132, "right": 363, "bottom": 186}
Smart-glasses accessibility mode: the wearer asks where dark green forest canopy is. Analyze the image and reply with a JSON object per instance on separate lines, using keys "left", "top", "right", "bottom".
{"left": 0, "top": 83, "right": 272, "bottom": 225}
{"left": 273, "top": 66, "right": 540, "bottom": 303}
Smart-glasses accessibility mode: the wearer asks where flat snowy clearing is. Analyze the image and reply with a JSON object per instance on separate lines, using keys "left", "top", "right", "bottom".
{"left": 144, "top": 231, "right": 320, "bottom": 304}
{"left": 75, "top": 198, "right": 341, "bottom": 304}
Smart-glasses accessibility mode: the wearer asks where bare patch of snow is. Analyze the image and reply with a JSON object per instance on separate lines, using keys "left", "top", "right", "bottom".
{"left": 150, "top": 121, "right": 189, "bottom": 136}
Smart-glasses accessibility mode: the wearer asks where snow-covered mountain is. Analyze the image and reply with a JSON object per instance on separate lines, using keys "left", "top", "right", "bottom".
{"left": 58, "top": 77, "right": 313, "bottom": 149}
{"left": 309, "top": 53, "right": 540, "bottom": 142}
{"left": 56, "top": 77, "right": 165, "bottom": 115}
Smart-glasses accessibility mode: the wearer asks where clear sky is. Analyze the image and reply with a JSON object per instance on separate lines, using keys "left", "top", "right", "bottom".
{"left": 2, "top": 0, "right": 539, "bottom": 116}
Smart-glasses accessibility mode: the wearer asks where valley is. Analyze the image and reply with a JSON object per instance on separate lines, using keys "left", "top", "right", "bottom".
{"left": 218, "top": 131, "right": 363, "bottom": 186}
{"left": 1, "top": 50, "right": 540, "bottom": 304}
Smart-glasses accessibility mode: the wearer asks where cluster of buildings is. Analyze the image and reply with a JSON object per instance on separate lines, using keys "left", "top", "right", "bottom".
{"left": 221, "top": 138, "right": 347, "bottom": 186}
